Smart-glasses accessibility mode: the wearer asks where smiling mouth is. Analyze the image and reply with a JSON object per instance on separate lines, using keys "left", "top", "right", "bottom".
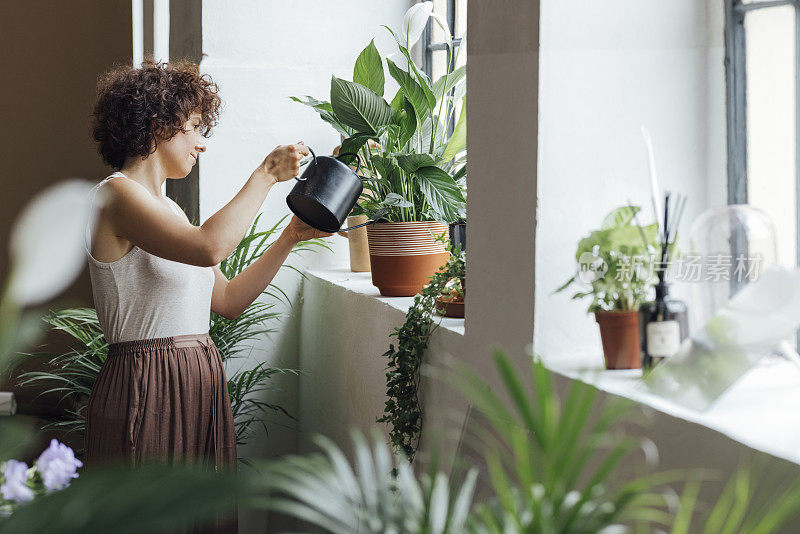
{"left": 190, "top": 154, "right": 197, "bottom": 161}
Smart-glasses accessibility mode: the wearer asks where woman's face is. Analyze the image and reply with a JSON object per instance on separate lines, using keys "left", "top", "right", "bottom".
{"left": 158, "top": 112, "right": 206, "bottom": 178}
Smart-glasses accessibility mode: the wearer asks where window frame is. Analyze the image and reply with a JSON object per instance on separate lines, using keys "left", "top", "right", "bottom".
{"left": 421, "top": 0, "right": 463, "bottom": 136}
{"left": 725, "top": 0, "right": 800, "bottom": 235}
{"left": 726, "top": 0, "right": 800, "bottom": 343}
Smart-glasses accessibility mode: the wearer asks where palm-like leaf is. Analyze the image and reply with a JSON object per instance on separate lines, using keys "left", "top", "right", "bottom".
{"left": 14, "top": 214, "right": 327, "bottom": 454}
{"left": 670, "top": 461, "right": 800, "bottom": 534}
{"left": 450, "top": 351, "right": 674, "bottom": 533}
{"left": 252, "top": 430, "right": 478, "bottom": 534}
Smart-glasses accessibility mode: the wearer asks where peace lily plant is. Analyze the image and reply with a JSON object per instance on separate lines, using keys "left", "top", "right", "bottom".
{"left": 292, "top": 2, "right": 466, "bottom": 224}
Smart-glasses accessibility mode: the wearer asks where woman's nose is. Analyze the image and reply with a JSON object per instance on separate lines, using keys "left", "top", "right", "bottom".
{"left": 196, "top": 142, "right": 206, "bottom": 153}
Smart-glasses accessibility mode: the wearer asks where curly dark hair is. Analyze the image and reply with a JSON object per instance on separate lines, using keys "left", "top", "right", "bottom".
{"left": 91, "top": 59, "right": 221, "bottom": 169}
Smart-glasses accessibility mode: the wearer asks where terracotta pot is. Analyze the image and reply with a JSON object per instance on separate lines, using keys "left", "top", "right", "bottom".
{"left": 366, "top": 221, "right": 449, "bottom": 296}
{"left": 338, "top": 215, "right": 371, "bottom": 272}
{"left": 594, "top": 310, "right": 641, "bottom": 370}
{"left": 435, "top": 296, "right": 464, "bottom": 318}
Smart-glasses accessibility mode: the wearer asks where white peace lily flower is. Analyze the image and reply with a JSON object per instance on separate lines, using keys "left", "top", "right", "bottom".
{"left": 403, "top": 2, "right": 432, "bottom": 46}
{"left": 35, "top": 439, "right": 83, "bottom": 492}
{"left": 403, "top": 2, "right": 446, "bottom": 47}
{"left": 7, "top": 179, "right": 100, "bottom": 307}
{"left": 1, "top": 460, "right": 34, "bottom": 504}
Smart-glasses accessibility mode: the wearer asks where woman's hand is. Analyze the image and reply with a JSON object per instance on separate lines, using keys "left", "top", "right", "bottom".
{"left": 284, "top": 216, "right": 333, "bottom": 243}
{"left": 260, "top": 142, "right": 310, "bottom": 183}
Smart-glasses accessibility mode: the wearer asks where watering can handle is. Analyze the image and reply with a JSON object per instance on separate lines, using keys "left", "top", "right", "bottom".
{"left": 336, "top": 152, "right": 362, "bottom": 174}
{"left": 294, "top": 147, "right": 316, "bottom": 181}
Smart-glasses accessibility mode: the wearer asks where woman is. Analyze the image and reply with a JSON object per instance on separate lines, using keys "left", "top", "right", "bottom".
{"left": 83, "top": 59, "right": 330, "bottom": 532}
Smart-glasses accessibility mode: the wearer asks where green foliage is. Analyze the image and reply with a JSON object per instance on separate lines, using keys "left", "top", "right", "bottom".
{"left": 670, "top": 461, "right": 800, "bottom": 534}
{"left": 252, "top": 430, "right": 478, "bottom": 534}
{"left": 247, "top": 352, "right": 800, "bottom": 533}
{"left": 454, "top": 352, "right": 676, "bottom": 532}
{"left": 0, "top": 464, "right": 243, "bottom": 534}
{"left": 554, "top": 205, "right": 661, "bottom": 312}
{"left": 14, "top": 214, "right": 326, "bottom": 452}
{"left": 378, "top": 248, "right": 465, "bottom": 462}
{"left": 292, "top": 27, "right": 466, "bottom": 224}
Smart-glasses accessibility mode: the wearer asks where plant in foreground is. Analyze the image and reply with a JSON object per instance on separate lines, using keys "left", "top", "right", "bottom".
{"left": 0, "top": 439, "right": 82, "bottom": 515}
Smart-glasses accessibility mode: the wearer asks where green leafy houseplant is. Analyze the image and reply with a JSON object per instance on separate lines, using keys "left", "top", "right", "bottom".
{"left": 13, "top": 214, "right": 326, "bottom": 453}
{"left": 554, "top": 205, "right": 661, "bottom": 369}
{"left": 291, "top": 12, "right": 466, "bottom": 224}
{"left": 378, "top": 245, "right": 465, "bottom": 461}
{"left": 554, "top": 205, "right": 660, "bottom": 313}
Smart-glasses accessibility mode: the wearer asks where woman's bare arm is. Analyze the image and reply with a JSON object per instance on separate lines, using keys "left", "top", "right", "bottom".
{"left": 106, "top": 143, "right": 309, "bottom": 267}
{"left": 210, "top": 217, "right": 331, "bottom": 320}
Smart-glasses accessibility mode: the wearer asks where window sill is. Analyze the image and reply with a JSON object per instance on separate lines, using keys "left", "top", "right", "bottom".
{"left": 306, "top": 267, "right": 465, "bottom": 336}
{"left": 544, "top": 354, "right": 800, "bottom": 466}
{"left": 302, "top": 268, "right": 800, "bottom": 467}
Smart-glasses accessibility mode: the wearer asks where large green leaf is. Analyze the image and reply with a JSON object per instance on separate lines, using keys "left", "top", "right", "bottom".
{"left": 410, "top": 117, "right": 435, "bottom": 153}
{"left": 353, "top": 39, "right": 384, "bottom": 96}
{"left": 338, "top": 133, "right": 376, "bottom": 166}
{"left": 381, "top": 24, "right": 437, "bottom": 110}
{"left": 395, "top": 97, "right": 417, "bottom": 150}
{"left": 397, "top": 154, "right": 437, "bottom": 173}
{"left": 390, "top": 90, "right": 404, "bottom": 111}
{"left": 432, "top": 65, "right": 466, "bottom": 104}
{"left": 290, "top": 95, "right": 351, "bottom": 137}
{"left": 453, "top": 164, "right": 466, "bottom": 182}
{"left": 330, "top": 76, "right": 394, "bottom": 134}
{"left": 386, "top": 59, "right": 430, "bottom": 125}
{"left": 415, "top": 166, "right": 465, "bottom": 222}
{"left": 442, "top": 98, "right": 466, "bottom": 161}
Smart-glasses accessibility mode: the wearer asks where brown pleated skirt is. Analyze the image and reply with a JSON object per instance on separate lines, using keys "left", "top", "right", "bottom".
{"left": 84, "top": 333, "right": 238, "bottom": 533}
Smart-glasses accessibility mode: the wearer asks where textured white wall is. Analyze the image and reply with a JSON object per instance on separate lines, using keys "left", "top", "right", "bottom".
{"left": 534, "top": 0, "right": 726, "bottom": 365}
{"left": 197, "top": 1, "right": 410, "bottom": 529}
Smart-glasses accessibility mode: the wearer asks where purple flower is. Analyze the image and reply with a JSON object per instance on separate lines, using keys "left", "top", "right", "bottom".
{"left": 35, "top": 439, "right": 83, "bottom": 492}
{"left": 1, "top": 460, "right": 34, "bottom": 503}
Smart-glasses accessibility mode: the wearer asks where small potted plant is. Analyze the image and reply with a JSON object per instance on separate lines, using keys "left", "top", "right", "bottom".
{"left": 292, "top": 3, "right": 466, "bottom": 296}
{"left": 434, "top": 221, "right": 466, "bottom": 317}
{"left": 555, "top": 206, "right": 658, "bottom": 369}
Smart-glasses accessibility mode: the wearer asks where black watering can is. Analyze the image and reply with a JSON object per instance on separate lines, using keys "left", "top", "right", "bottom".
{"left": 286, "top": 148, "right": 372, "bottom": 233}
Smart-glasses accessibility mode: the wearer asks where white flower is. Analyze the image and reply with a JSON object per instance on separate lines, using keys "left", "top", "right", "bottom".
{"left": 1, "top": 460, "right": 34, "bottom": 504}
{"left": 7, "top": 179, "right": 99, "bottom": 306}
{"left": 35, "top": 439, "right": 82, "bottom": 492}
{"left": 403, "top": 1, "right": 451, "bottom": 47}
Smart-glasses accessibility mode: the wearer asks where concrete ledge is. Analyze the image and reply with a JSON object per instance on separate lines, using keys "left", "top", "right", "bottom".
{"left": 304, "top": 267, "right": 800, "bottom": 467}
{"left": 306, "top": 267, "right": 466, "bottom": 336}
{"left": 545, "top": 354, "right": 800, "bottom": 466}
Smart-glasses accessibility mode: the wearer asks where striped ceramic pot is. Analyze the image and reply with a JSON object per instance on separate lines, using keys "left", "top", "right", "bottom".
{"left": 366, "top": 221, "right": 450, "bottom": 296}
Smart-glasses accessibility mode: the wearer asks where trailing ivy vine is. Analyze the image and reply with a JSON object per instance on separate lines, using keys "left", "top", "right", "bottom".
{"left": 378, "top": 248, "right": 465, "bottom": 461}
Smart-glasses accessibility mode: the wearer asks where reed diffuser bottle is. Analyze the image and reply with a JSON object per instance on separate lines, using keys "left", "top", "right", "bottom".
{"left": 639, "top": 192, "right": 689, "bottom": 370}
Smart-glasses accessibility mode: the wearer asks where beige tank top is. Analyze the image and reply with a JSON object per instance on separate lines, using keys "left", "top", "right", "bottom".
{"left": 84, "top": 172, "right": 215, "bottom": 344}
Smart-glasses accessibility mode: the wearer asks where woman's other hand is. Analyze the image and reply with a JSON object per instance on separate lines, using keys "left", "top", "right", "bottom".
{"left": 260, "top": 142, "right": 310, "bottom": 183}
{"left": 284, "top": 216, "right": 333, "bottom": 243}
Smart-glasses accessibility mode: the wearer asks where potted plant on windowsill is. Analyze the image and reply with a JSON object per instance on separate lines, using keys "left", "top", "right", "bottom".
{"left": 554, "top": 206, "right": 659, "bottom": 369}
{"left": 292, "top": 3, "right": 466, "bottom": 296}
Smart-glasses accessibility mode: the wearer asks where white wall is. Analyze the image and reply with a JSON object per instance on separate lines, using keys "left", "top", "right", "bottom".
{"left": 197, "top": 0, "right": 410, "bottom": 529}
{"left": 534, "top": 0, "right": 727, "bottom": 364}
